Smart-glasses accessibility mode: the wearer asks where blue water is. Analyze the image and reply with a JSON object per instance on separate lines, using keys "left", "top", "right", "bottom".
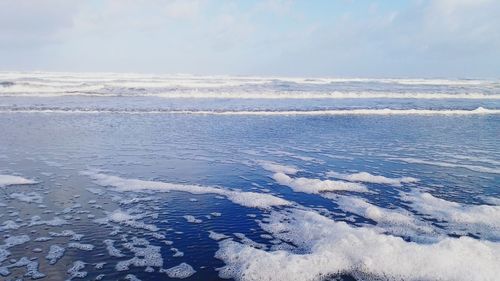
{"left": 0, "top": 73, "right": 499, "bottom": 281}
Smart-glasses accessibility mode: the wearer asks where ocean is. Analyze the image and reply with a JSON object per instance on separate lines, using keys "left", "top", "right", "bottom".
{"left": 0, "top": 72, "right": 499, "bottom": 281}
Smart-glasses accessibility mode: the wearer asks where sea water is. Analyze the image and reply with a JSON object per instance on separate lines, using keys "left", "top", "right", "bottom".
{"left": 0, "top": 72, "right": 499, "bottom": 281}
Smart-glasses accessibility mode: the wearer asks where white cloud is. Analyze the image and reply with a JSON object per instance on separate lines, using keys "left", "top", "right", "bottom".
{"left": 164, "top": 0, "right": 204, "bottom": 20}
{"left": 0, "top": 0, "right": 79, "bottom": 48}
{"left": 254, "top": 0, "right": 293, "bottom": 15}
{"left": 0, "top": 0, "right": 499, "bottom": 76}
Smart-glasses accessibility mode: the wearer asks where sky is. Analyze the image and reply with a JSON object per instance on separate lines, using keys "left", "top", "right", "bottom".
{"left": 1, "top": 0, "right": 499, "bottom": 78}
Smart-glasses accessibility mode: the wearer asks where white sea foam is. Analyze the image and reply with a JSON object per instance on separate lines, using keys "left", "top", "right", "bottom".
{"left": 0, "top": 220, "right": 23, "bottom": 231}
{"left": 68, "top": 242, "right": 95, "bottom": 251}
{"left": 403, "top": 191, "right": 500, "bottom": 240}
{"left": 119, "top": 196, "right": 155, "bottom": 205}
{"left": 482, "top": 196, "right": 500, "bottom": 206}
{"left": 439, "top": 153, "right": 500, "bottom": 166}
{"left": 326, "top": 171, "right": 418, "bottom": 186}
{"left": 116, "top": 237, "right": 163, "bottom": 271}
{"left": 49, "top": 230, "right": 83, "bottom": 241}
{"left": 81, "top": 170, "right": 233, "bottom": 194}
{"left": 183, "top": 215, "right": 202, "bottom": 224}
{"left": 224, "top": 192, "right": 291, "bottom": 209}
{"left": 86, "top": 187, "right": 105, "bottom": 195}
{"left": 83, "top": 171, "right": 291, "bottom": 209}
{"left": 29, "top": 215, "right": 68, "bottom": 227}
{"left": 161, "top": 263, "right": 196, "bottom": 279}
{"left": 0, "top": 235, "right": 30, "bottom": 264}
{"left": 216, "top": 209, "right": 500, "bottom": 281}
{"left": 234, "top": 233, "right": 267, "bottom": 250}
{"left": 67, "top": 261, "right": 87, "bottom": 280}
{"left": 0, "top": 256, "right": 45, "bottom": 279}
{"left": 35, "top": 237, "right": 52, "bottom": 242}
{"left": 2, "top": 88, "right": 499, "bottom": 99}
{"left": 272, "top": 172, "right": 368, "bottom": 194}
{"left": 95, "top": 209, "right": 159, "bottom": 232}
{"left": 329, "top": 195, "right": 436, "bottom": 239}
{"left": 208, "top": 231, "right": 230, "bottom": 241}
{"left": 3, "top": 107, "right": 500, "bottom": 115}
{"left": 259, "top": 161, "right": 299, "bottom": 175}
{"left": 104, "top": 239, "right": 125, "bottom": 257}
{"left": 171, "top": 247, "right": 184, "bottom": 257}
{"left": 0, "top": 175, "right": 37, "bottom": 187}
{"left": 392, "top": 157, "right": 500, "bottom": 174}
{"left": 46, "top": 245, "right": 65, "bottom": 265}
{"left": 9, "top": 192, "right": 43, "bottom": 203}
{"left": 125, "top": 274, "right": 142, "bottom": 281}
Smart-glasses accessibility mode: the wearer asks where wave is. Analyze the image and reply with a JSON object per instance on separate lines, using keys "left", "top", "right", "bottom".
{"left": 1, "top": 72, "right": 499, "bottom": 100}
{"left": 0, "top": 107, "right": 498, "bottom": 115}
{"left": 1, "top": 71, "right": 496, "bottom": 85}
{"left": 0, "top": 90, "right": 499, "bottom": 99}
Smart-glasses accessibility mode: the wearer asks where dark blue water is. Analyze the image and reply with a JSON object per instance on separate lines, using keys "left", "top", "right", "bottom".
{"left": 0, "top": 113, "right": 498, "bottom": 280}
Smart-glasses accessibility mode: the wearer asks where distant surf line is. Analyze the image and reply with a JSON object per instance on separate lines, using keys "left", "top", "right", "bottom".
{"left": 0, "top": 107, "right": 499, "bottom": 115}
{"left": 1, "top": 91, "right": 499, "bottom": 100}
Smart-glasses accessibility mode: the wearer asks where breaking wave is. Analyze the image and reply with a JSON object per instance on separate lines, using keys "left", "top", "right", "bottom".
{"left": 0, "top": 107, "right": 498, "bottom": 115}
{"left": 1, "top": 72, "right": 499, "bottom": 100}
{"left": 1, "top": 89, "right": 499, "bottom": 99}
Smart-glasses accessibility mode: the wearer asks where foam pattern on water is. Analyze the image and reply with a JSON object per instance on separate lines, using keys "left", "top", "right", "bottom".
{"left": 0, "top": 82, "right": 498, "bottom": 280}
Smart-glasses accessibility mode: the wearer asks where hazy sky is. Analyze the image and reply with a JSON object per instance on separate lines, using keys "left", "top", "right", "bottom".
{"left": 1, "top": 0, "right": 499, "bottom": 78}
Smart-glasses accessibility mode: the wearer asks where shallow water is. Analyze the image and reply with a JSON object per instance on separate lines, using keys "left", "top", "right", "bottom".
{"left": 0, "top": 73, "right": 499, "bottom": 281}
